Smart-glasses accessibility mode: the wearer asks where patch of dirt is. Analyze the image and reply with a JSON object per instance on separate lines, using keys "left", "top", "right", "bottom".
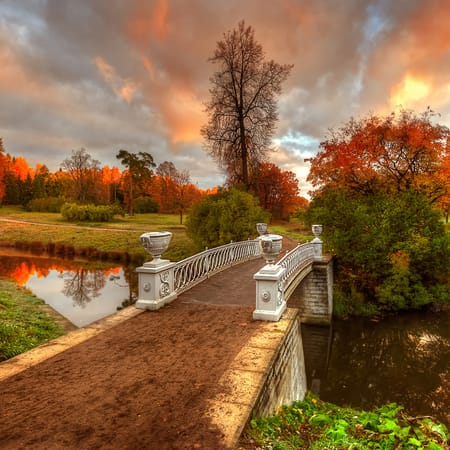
{"left": 0, "top": 298, "right": 263, "bottom": 449}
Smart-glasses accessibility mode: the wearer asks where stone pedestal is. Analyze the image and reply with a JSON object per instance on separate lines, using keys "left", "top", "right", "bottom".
{"left": 135, "top": 260, "right": 177, "bottom": 310}
{"left": 253, "top": 264, "right": 287, "bottom": 321}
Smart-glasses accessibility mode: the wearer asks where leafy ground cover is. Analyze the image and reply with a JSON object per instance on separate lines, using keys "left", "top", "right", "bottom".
{"left": 239, "top": 392, "right": 449, "bottom": 449}
{"left": 0, "top": 279, "right": 65, "bottom": 362}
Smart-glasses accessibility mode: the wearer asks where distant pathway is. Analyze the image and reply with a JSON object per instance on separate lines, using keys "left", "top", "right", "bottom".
{"left": 0, "top": 217, "right": 143, "bottom": 232}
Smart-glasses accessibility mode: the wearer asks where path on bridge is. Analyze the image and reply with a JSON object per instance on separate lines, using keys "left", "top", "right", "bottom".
{"left": 0, "top": 238, "right": 297, "bottom": 450}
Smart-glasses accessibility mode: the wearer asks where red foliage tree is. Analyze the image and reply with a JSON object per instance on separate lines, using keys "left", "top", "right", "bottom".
{"left": 308, "top": 108, "right": 450, "bottom": 202}
{"left": 253, "top": 162, "right": 301, "bottom": 219}
{"left": 0, "top": 138, "right": 6, "bottom": 202}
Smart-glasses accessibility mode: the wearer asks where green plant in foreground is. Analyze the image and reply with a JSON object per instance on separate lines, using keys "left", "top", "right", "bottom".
{"left": 239, "top": 392, "right": 449, "bottom": 449}
{"left": 0, "top": 279, "right": 64, "bottom": 362}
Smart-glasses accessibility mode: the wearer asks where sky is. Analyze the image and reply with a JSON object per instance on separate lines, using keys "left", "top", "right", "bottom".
{"left": 1, "top": 0, "right": 450, "bottom": 194}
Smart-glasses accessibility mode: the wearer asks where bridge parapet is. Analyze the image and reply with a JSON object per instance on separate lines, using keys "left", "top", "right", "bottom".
{"left": 253, "top": 225, "right": 332, "bottom": 322}
{"left": 136, "top": 239, "right": 260, "bottom": 310}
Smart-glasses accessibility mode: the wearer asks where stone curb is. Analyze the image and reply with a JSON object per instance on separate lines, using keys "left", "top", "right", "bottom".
{"left": 0, "top": 306, "right": 144, "bottom": 382}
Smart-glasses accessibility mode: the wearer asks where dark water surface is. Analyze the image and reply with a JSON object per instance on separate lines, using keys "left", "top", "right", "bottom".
{"left": 302, "top": 311, "right": 450, "bottom": 426}
{"left": 0, "top": 248, "right": 137, "bottom": 327}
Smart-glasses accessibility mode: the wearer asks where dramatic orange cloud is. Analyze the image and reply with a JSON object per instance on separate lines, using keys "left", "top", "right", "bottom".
{"left": 2, "top": 0, "right": 450, "bottom": 192}
{"left": 390, "top": 74, "right": 432, "bottom": 109}
{"left": 95, "top": 57, "right": 138, "bottom": 103}
{"left": 127, "top": 0, "right": 168, "bottom": 44}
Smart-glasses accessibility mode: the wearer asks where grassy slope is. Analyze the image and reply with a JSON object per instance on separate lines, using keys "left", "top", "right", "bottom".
{"left": 0, "top": 279, "right": 65, "bottom": 362}
{"left": 0, "top": 207, "right": 197, "bottom": 262}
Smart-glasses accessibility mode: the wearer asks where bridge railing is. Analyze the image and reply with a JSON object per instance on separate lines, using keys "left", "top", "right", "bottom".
{"left": 173, "top": 239, "right": 260, "bottom": 294}
{"left": 136, "top": 238, "right": 260, "bottom": 310}
{"left": 253, "top": 232, "right": 323, "bottom": 321}
{"left": 278, "top": 242, "right": 315, "bottom": 290}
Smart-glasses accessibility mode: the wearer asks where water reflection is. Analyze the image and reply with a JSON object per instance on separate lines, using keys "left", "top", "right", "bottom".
{"left": 304, "top": 311, "right": 450, "bottom": 427}
{"left": 0, "top": 248, "right": 137, "bottom": 327}
{"left": 61, "top": 269, "right": 105, "bottom": 307}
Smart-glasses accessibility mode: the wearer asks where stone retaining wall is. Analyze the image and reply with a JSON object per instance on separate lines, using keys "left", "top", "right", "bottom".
{"left": 252, "top": 309, "right": 307, "bottom": 417}
{"left": 288, "top": 257, "right": 333, "bottom": 324}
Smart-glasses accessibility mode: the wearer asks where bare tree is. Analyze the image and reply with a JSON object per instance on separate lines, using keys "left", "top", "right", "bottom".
{"left": 202, "top": 21, "right": 292, "bottom": 189}
{"left": 61, "top": 148, "right": 100, "bottom": 203}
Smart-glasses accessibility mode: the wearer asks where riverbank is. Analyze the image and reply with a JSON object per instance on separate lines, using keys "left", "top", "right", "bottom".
{"left": 0, "top": 211, "right": 196, "bottom": 263}
{"left": 0, "top": 279, "right": 67, "bottom": 361}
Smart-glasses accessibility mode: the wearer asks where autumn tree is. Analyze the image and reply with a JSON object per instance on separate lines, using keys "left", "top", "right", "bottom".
{"left": 306, "top": 108, "right": 450, "bottom": 316}
{"left": 252, "top": 162, "right": 301, "bottom": 219}
{"left": 202, "top": 21, "right": 292, "bottom": 189}
{"left": 308, "top": 108, "right": 450, "bottom": 202}
{"left": 0, "top": 138, "right": 5, "bottom": 202}
{"left": 155, "top": 161, "right": 200, "bottom": 224}
{"left": 116, "top": 150, "right": 156, "bottom": 216}
{"left": 61, "top": 148, "right": 101, "bottom": 204}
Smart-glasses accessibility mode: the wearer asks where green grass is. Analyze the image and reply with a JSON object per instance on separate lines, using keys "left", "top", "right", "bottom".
{"left": 239, "top": 392, "right": 449, "bottom": 449}
{"left": 269, "top": 220, "right": 313, "bottom": 243}
{"left": 0, "top": 208, "right": 197, "bottom": 262}
{"left": 0, "top": 279, "right": 65, "bottom": 362}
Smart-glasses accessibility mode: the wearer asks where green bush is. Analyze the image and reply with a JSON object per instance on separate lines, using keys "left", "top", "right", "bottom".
{"left": 242, "top": 393, "right": 449, "bottom": 449}
{"left": 60, "top": 203, "right": 117, "bottom": 222}
{"left": 26, "top": 197, "right": 65, "bottom": 212}
{"left": 186, "top": 188, "right": 269, "bottom": 249}
{"left": 307, "top": 189, "right": 450, "bottom": 314}
{"left": 133, "top": 196, "right": 159, "bottom": 213}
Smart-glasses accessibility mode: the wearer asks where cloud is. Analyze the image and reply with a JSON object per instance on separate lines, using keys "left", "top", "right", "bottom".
{"left": 1, "top": 0, "right": 450, "bottom": 192}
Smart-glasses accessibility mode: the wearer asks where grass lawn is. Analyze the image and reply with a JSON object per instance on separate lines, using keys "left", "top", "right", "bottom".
{"left": 0, "top": 207, "right": 197, "bottom": 262}
{"left": 0, "top": 279, "right": 65, "bottom": 362}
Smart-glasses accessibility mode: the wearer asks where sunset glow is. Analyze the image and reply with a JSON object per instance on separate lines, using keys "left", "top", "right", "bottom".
{"left": 391, "top": 74, "right": 431, "bottom": 108}
{"left": 1, "top": 1, "right": 450, "bottom": 191}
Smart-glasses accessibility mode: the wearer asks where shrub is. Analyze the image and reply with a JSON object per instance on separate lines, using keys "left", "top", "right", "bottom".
{"left": 307, "top": 189, "right": 450, "bottom": 314}
{"left": 26, "top": 197, "right": 65, "bottom": 212}
{"left": 60, "top": 203, "right": 117, "bottom": 222}
{"left": 186, "top": 188, "right": 269, "bottom": 249}
{"left": 133, "top": 196, "right": 159, "bottom": 213}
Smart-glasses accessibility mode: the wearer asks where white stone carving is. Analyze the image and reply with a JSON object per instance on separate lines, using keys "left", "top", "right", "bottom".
{"left": 140, "top": 231, "right": 172, "bottom": 266}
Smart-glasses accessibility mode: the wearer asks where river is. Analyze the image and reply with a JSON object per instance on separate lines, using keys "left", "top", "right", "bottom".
{"left": 302, "top": 311, "right": 450, "bottom": 427}
{"left": 0, "top": 248, "right": 137, "bottom": 327}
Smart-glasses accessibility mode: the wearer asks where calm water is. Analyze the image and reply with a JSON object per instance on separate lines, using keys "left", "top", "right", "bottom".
{"left": 302, "top": 311, "right": 450, "bottom": 426}
{"left": 0, "top": 248, "right": 137, "bottom": 327}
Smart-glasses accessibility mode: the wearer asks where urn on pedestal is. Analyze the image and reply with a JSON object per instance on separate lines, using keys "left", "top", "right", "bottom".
{"left": 256, "top": 222, "right": 268, "bottom": 236}
{"left": 258, "top": 233, "right": 283, "bottom": 266}
{"left": 312, "top": 224, "right": 323, "bottom": 238}
{"left": 140, "top": 231, "right": 172, "bottom": 266}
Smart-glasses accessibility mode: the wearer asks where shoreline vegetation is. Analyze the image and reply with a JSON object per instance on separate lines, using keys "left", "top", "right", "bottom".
{"left": 1, "top": 208, "right": 448, "bottom": 447}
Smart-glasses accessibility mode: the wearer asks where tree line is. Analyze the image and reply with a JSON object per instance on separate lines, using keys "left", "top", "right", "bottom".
{"left": 0, "top": 142, "right": 306, "bottom": 222}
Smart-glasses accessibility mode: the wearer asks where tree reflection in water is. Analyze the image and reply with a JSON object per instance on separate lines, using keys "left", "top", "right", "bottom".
{"left": 317, "top": 311, "right": 450, "bottom": 426}
{"left": 61, "top": 269, "right": 106, "bottom": 307}
{"left": 0, "top": 248, "right": 138, "bottom": 327}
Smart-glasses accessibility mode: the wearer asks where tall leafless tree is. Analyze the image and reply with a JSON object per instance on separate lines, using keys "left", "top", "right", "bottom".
{"left": 61, "top": 148, "right": 100, "bottom": 203}
{"left": 202, "top": 21, "right": 292, "bottom": 189}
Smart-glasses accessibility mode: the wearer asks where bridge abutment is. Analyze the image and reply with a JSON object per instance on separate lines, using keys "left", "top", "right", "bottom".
{"left": 288, "top": 256, "right": 334, "bottom": 325}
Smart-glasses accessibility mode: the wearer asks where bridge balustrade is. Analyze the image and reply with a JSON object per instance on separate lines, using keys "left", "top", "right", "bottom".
{"left": 136, "top": 239, "right": 260, "bottom": 310}
{"left": 174, "top": 240, "right": 260, "bottom": 294}
{"left": 278, "top": 243, "right": 315, "bottom": 287}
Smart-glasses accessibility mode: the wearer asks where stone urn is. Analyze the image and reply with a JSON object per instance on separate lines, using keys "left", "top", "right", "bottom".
{"left": 312, "top": 224, "right": 323, "bottom": 239}
{"left": 256, "top": 222, "right": 268, "bottom": 236}
{"left": 258, "top": 234, "right": 283, "bottom": 265}
{"left": 140, "top": 231, "right": 172, "bottom": 264}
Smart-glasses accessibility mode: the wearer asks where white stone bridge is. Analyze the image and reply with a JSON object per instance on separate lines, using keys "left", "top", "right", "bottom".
{"left": 135, "top": 225, "right": 333, "bottom": 324}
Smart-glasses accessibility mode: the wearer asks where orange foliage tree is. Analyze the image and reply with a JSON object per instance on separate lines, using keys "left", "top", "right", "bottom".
{"left": 0, "top": 138, "right": 6, "bottom": 202}
{"left": 252, "top": 162, "right": 302, "bottom": 219}
{"left": 152, "top": 161, "right": 204, "bottom": 224}
{"left": 308, "top": 108, "right": 450, "bottom": 203}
